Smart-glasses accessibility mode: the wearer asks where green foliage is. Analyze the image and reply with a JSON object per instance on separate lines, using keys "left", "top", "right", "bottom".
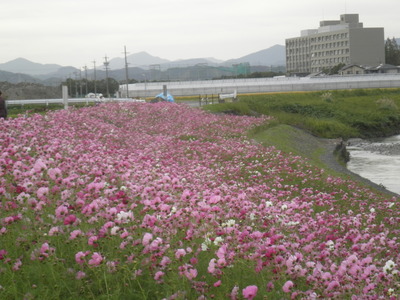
{"left": 206, "top": 88, "right": 400, "bottom": 139}
{"left": 385, "top": 37, "right": 400, "bottom": 65}
{"left": 62, "top": 77, "right": 120, "bottom": 97}
{"left": 7, "top": 103, "right": 92, "bottom": 118}
{"left": 203, "top": 102, "right": 254, "bottom": 116}
{"left": 376, "top": 98, "right": 398, "bottom": 111}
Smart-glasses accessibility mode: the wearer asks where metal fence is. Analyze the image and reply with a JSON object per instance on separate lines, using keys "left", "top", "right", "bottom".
{"left": 120, "top": 73, "right": 400, "bottom": 98}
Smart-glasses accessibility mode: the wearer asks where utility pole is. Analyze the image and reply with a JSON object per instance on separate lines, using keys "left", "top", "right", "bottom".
{"left": 73, "top": 71, "right": 78, "bottom": 97}
{"left": 79, "top": 69, "right": 83, "bottom": 97}
{"left": 123, "top": 46, "right": 129, "bottom": 98}
{"left": 93, "top": 60, "right": 97, "bottom": 95}
{"left": 104, "top": 55, "right": 110, "bottom": 98}
{"left": 83, "top": 65, "right": 88, "bottom": 95}
{"left": 68, "top": 73, "right": 72, "bottom": 97}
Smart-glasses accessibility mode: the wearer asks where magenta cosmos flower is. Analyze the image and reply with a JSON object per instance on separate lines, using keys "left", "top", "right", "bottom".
{"left": 242, "top": 285, "right": 258, "bottom": 300}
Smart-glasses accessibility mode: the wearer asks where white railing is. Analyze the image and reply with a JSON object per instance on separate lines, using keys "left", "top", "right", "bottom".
{"left": 6, "top": 98, "right": 145, "bottom": 105}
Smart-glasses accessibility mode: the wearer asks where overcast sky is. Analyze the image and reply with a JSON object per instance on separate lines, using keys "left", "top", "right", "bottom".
{"left": 1, "top": 0, "right": 399, "bottom": 68}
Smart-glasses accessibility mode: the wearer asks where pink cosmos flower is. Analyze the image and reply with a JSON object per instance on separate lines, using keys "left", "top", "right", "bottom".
{"left": 33, "top": 159, "right": 47, "bottom": 172}
{"left": 230, "top": 285, "right": 239, "bottom": 300}
{"left": 47, "top": 167, "right": 61, "bottom": 180}
{"left": 88, "top": 235, "right": 99, "bottom": 247}
{"left": 175, "top": 248, "right": 186, "bottom": 259}
{"left": 76, "top": 271, "right": 86, "bottom": 279}
{"left": 12, "top": 259, "right": 22, "bottom": 271}
{"left": 154, "top": 271, "right": 165, "bottom": 282}
{"left": 326, "top": 280, "right": 339, "bottom": 291}
{"left": 88, "top": 252, "right": 103, "bottom": 266}
{"left": 282, "top": 280, "right": 294, "bottom": 293}
{"left": 208, "top": 258, "right": 217, "bottom": 274}
{"left": 39, "top": 242, "right": 54, "bottom": 259}
{"left": 75, "top": 251, "right": 89, "bottom": 265}
{"left": 242, "top": 285, "right": 258, "bottom": 300}
{"left": 55, "top": 205, "right": 68, "bottom": 219}
{"left": 36, "top": 187, "right": 49, "bottom": 200}
{"left": 213, "top": 280, "right": 221, "bottom": 287}
{"left": 0, "top": 249, "right": 7, "bottom": 260}
{"left": 142, "top": 232, "right": 153, "bottom": 246}
{"left": 63, "top": 214, "right": 77, "bottom": 225}
{"left": 184, "top": 267, "right": 198, "bottom": 280}
{"left": 69, "top": 229, "right": 83, "bottom": 240}
{"left": 160, "top": 256, "right": 171, "bottom": 268}
{"left": 48, "top": 226, "right": 61, "bottom": 236}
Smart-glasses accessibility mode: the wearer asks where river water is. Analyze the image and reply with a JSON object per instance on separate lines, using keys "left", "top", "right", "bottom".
{"left": 346, "top": 134, "right": 400, "bottom": 195}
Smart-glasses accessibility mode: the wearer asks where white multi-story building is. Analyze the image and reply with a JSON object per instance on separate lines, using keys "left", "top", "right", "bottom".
{"left": 286, "top": 14, "right": 385, "bottom": 75}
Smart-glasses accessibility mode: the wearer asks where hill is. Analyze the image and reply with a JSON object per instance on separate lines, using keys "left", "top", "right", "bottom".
{"left": 0, "top": 70, "right": 41, "bottom": 84}
{"left": 222, "top": 44, "right": 286, "bottom": 66}
{"left": 0, "top": 58, "right": 64, "bottom": 75}
{"left": 0, "top": 45, "right": 286, "bottom": 84}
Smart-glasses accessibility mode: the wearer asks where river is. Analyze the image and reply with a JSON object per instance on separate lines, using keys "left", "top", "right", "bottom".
{"left": 346, "top": 134, "right": 400, "bottom": 195}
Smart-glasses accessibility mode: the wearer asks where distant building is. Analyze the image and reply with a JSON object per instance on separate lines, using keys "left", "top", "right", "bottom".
{"left": 366, "top": 63, "right": 400, "bottom": 74}
{"left": 339, "top": 63, "right": 400, "bottom": 75}
{"left": 286, "top": 14, "right": 385, "bottom": 75}
{"left": 339, "top": 64, "right": 367, "bottom": 75}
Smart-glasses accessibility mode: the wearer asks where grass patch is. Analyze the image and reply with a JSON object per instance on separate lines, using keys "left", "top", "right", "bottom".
{"left": 7, "top": 103, "right": 93, "bottom": 118}
{"left": 249, "top": 124, "right": 330, "bottom": 169}
{"left": 205, "top": 88, "right": 400, "bottom": 139}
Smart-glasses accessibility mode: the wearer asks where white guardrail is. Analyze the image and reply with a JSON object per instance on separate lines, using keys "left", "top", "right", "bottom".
{"left": 6, "top": 98, "right": 146, "bottom": 105}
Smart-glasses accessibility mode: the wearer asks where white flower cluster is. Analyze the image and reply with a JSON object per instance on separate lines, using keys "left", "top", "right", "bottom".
{"left": 117, "top": 210, "right": 133, "bottom": 223}
{"left": 383, "top": 259, "right": 397, "bottom": 274}
{"left": 201, "top": 237, "right": 212, "bottom": 251}
{"left": 201, "top": 235, "right": 225, "bottom": 251}
{"left": 326, "top": 240, "right": 335, "bottom": 251}
{"left": 221, "top": 219, "right": 236, "bottom": 227}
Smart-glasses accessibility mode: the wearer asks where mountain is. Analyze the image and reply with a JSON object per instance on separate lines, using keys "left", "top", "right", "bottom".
{"left": 0, "top": 45, "right": 287, "bottom": 84}
{"left": 161, "top": 58, "right": 222, "bottom": 68}
{"left": 222, "top": 44, "right": 286, "bottom": 66}
{"left": 109, "top": 51, "right": 170, "bottom": 69}
{"left": 108, "top": 52, "right": 223, "bottom": 70}
{"left": 0, "top": 69, "right": 42, "bottom": 84}
{"left": 0, "top": 58, "right": 63, "bottom": 75}
{"left": 35, "top": 66, "right": 80, "bottom": 81}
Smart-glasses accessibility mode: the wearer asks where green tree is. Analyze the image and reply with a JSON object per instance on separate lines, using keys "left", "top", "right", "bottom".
{"left": 61, "top": 78, "right": 121, "bottom": 97}
{"left": 385, "top": 37, "right": 400, "bottom": 65}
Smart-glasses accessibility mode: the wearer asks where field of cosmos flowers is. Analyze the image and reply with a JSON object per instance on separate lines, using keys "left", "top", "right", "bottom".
{"left": 0, "top": 102, "right": 398, "bottom": 299}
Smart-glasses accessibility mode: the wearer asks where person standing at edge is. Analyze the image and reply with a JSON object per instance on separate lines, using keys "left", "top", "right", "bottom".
{"left": 0, "top": 90, "right": 7, "bottom": 119}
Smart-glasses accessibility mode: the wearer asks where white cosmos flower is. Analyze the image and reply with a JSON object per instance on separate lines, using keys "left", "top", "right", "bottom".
{"left": 213, "top": 236, "right": 224, "bottom": 246}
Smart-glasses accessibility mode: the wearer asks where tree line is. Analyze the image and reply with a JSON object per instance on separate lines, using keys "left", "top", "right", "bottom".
{"left": 62, "top": 78, "right": 125, "bottom": 98}
{"left": 385, "top": 37, "right": 400, "bottom": 66}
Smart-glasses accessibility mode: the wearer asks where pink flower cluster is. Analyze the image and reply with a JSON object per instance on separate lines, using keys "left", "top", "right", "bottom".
{"left": 0, "top": 102, "right": 398, "bottom": 299}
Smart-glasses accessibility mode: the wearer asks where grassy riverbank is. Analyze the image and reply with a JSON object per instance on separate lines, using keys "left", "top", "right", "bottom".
{"left": 204, "top": 88, "right": 400, "bottom": 139}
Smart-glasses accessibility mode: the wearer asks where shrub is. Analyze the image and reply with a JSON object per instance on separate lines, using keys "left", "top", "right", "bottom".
{"left": 376, "top": 98, "right": 398, "bottom": 111}
{"left": 320, "top": 91, "right": 333, "bottom": 102}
